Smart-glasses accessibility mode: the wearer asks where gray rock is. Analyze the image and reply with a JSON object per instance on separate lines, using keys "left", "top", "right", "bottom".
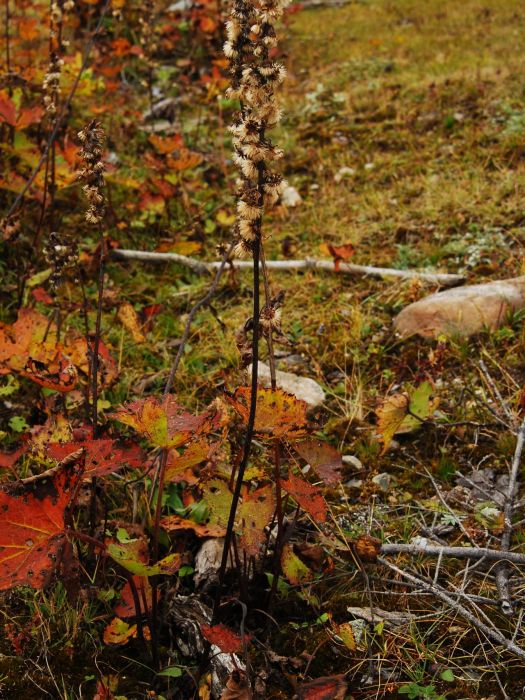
{"left": 248, "top": 361, "right": 325, "bottom": 408}
{"left": 281, "top": 185, "right": 302, "bottom": 207}
{"left": 342, "top": 455, "right": 363, "bottom": 471}
{"left": 344, "top": 478, "right": 363, "bottom": 489}
{"left": 394, "top": 277, "right": 525, "bottom": 339}
{"left": 372, "top": 472, "right": 391, "bottom": 492}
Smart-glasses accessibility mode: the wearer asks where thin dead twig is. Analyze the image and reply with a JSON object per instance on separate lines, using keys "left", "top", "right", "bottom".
{"left": 495, "top": 417, "right": 525, "bottom": 615}
{"left": 380, "top": 542, "right": 525, "bottom": 566}
{"left": 378, "top": 556, "right": 525, "bottom": 660}
{"left": 19, "top": 448, "right": 85, "bottom": 484}
{"left": 110, "top": 249, "right": 466, "bottom": 287}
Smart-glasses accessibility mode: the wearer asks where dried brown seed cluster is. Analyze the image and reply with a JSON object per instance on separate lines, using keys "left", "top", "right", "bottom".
{"left": 42, "top": 52, "right": 64, "bottom": 116}
{"left": 139, "top": 0, "right": 158, "bottom": 72}
{"left": 259, "top": 289, "right": 285, "bottom": 335}
{"left": 236, "top": 290, "right": 286, "bottom": 365}
{"left": 225, "top": 0, "right": 289, "bottom": 258}
{"left": 78, "top": 120, "right": 106, "bottom": 225}
{"left": 44, "top": 231, "right": 79, "bottom": 290}
{"left": 44, "top": 0, "right": 75, "bottom": 114}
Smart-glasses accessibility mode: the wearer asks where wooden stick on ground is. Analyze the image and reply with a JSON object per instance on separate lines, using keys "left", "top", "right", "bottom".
{"left": 380, "top": 542, "right": 525, "bottom": 566}
{"left": 495, "top": 417, "right": 525, "bottom": 615}
{"left": 378, "top": 556, "right": 525, "bottom": 660}
{"left": 109, "top": 249, "right": 466, "bottom": 287}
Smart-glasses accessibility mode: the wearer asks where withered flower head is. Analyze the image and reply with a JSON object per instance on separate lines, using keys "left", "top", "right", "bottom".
{"left": 44, "top": 230, "right": 79, "bottom": 290}
{"left": 77, "top": 120, "right": 106, "bottom": 225}
{"left": 225, "top": 0, "right": 290, "bottom": 257}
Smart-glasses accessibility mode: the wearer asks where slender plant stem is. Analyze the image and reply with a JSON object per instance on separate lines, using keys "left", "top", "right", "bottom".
{"left": 214, "top": 232, "right": 262, "bottom": 615}
{"left": 91, "top": 229, "right": 106, "bottom": 437}
{"left": 5, "top": 0, "right": 110, "bottom": 219}
{"left": 496, "top": 416, "right": 525, "bottom": 614}
{"left": 4, "top": 0, "right": 10, "bottom": 78}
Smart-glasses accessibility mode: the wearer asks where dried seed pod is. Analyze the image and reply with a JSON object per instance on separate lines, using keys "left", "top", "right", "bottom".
{"left": 77, "top": 120, "right": 106, "bottom": 225}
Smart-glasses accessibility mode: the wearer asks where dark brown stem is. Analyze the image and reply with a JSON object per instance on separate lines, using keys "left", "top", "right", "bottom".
{"left": 5, "top": 0, "right": 110, "bottom": 219}
{"left": 150, "top": 448, "right": 168, "bottom": 671}
{"left": 260, "top": 247, "right": 276, "bottom": 389}
{"left": 4, "top": 0, "right": 11, "bottom": 80}
{"left": 214, "top": 230, "right": 262, "bottom": 615}
{"left": 91, "top": 229, "right": 106, "bottom": 437}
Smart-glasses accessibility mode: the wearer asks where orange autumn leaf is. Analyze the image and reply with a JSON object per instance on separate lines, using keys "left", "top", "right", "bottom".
{"left": 148, "top": 133, "right": 184, "bottom": 154}
{"left": 226, "top": 387, "right": 308, "bottom": 439}
{"left": 117, "top": 303, "right": 146, "bottom": 343}
{"left": 103, "top": 617, "right": 138, "bottom": 646}
{"left": 281, "top": 471, "right": 327, "bottom": 522}
{"left": 0, "top": 91, "right": 16, "bottom": 127}
{"left": 165, "top": 437, "right": 218, "bottom": 483}
{"left": 161, "top": 514, "right": 226, "bottom": 538}
{"left": 166, "top": 148, "right": 203, "bottom": 171}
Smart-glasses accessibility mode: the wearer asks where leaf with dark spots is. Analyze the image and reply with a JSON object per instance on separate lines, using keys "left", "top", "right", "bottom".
{"left": 0, "top": 308, "right": 117, "bottom": 390}
{"left": 281, "top": 471, "right": 327, "bottom": 522}
{"left": 161, "top": 514, "right": 226, "bottom": 538}
{"left": 292, "top": 438, "right": 343, "bottom": 484}
{"left": 21, "top": 354, "right": 78, "bottom": 392}
{"left": 47, "top": 439, "right": 144, "bottom": 478}
{"left": 237, "top": 485, "right": 275, "bottom": 556}
{"left": 0, "top": 456, "right": 84, "bottom": 590}
{"left": 226, "top": 387, "right": 308, "bottom": 439}
{"left": 103, "top": 617, "right": 138, "bottom": 646}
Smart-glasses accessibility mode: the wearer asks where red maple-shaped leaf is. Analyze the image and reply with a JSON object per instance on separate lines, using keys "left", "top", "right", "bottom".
{"left": 201, "top": 623, "right": 249, "bottom": 654}
{"left": 47, "top": 439, "right": 144, "bottom": 478}
{"left": 0, "top": 458, "right": 83, "bottom": 590}
{"left": 281, "top": 471, "right": 327, "bottom": 522}
{"left": 0, "top": 91, "right": 16, "bottom": 127}
{"left": 296, "top": 674, "right": 348, "bottom": 700}
{"left": 111, "top": 396, "right": 218, "bottom": 449}
{"left": 292, "top": 438, "right": 343, "bottom": 485}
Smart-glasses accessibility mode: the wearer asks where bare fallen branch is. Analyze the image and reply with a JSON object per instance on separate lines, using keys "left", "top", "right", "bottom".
{"left": 495, "top": 417, "right": 525, "bottom": 615}
{"left": 109, "top": 249, "right": 466, "bottom": 287}
{"left": 20, "top": 448, "right": 85, "bottom": 484}
{"left": 378, "top": 556, "right": 525, "bottom": 660}
{"left": 380, "top": 542, "right": 525, "bottom": 567}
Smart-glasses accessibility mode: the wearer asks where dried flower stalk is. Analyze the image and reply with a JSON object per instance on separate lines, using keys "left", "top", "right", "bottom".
{"left": 78, "top": 120, "right": 106, "bottom": 225}
{"left": 225, "top": 0, "right": 289, "bottom": 260}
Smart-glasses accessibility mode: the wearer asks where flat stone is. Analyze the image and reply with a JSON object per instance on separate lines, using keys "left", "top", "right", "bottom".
{"left": 372, "top": 472, "right": 391, "bottom": 492}
{"left": 394, "top": 277, "right": 525, "bottom": 339}
{"left": 342, "top": 455, "right": 364, "bottom": 471}
{"left": 248, "top": 361, "right": 325, "bottom": 408}
{"left": 281, "top": 185, "right": 302, "bottom": 207}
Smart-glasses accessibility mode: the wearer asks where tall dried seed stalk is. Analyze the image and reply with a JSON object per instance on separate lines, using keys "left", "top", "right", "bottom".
{"left": 226, "top": 0, "right": 289, "bottom": 260}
